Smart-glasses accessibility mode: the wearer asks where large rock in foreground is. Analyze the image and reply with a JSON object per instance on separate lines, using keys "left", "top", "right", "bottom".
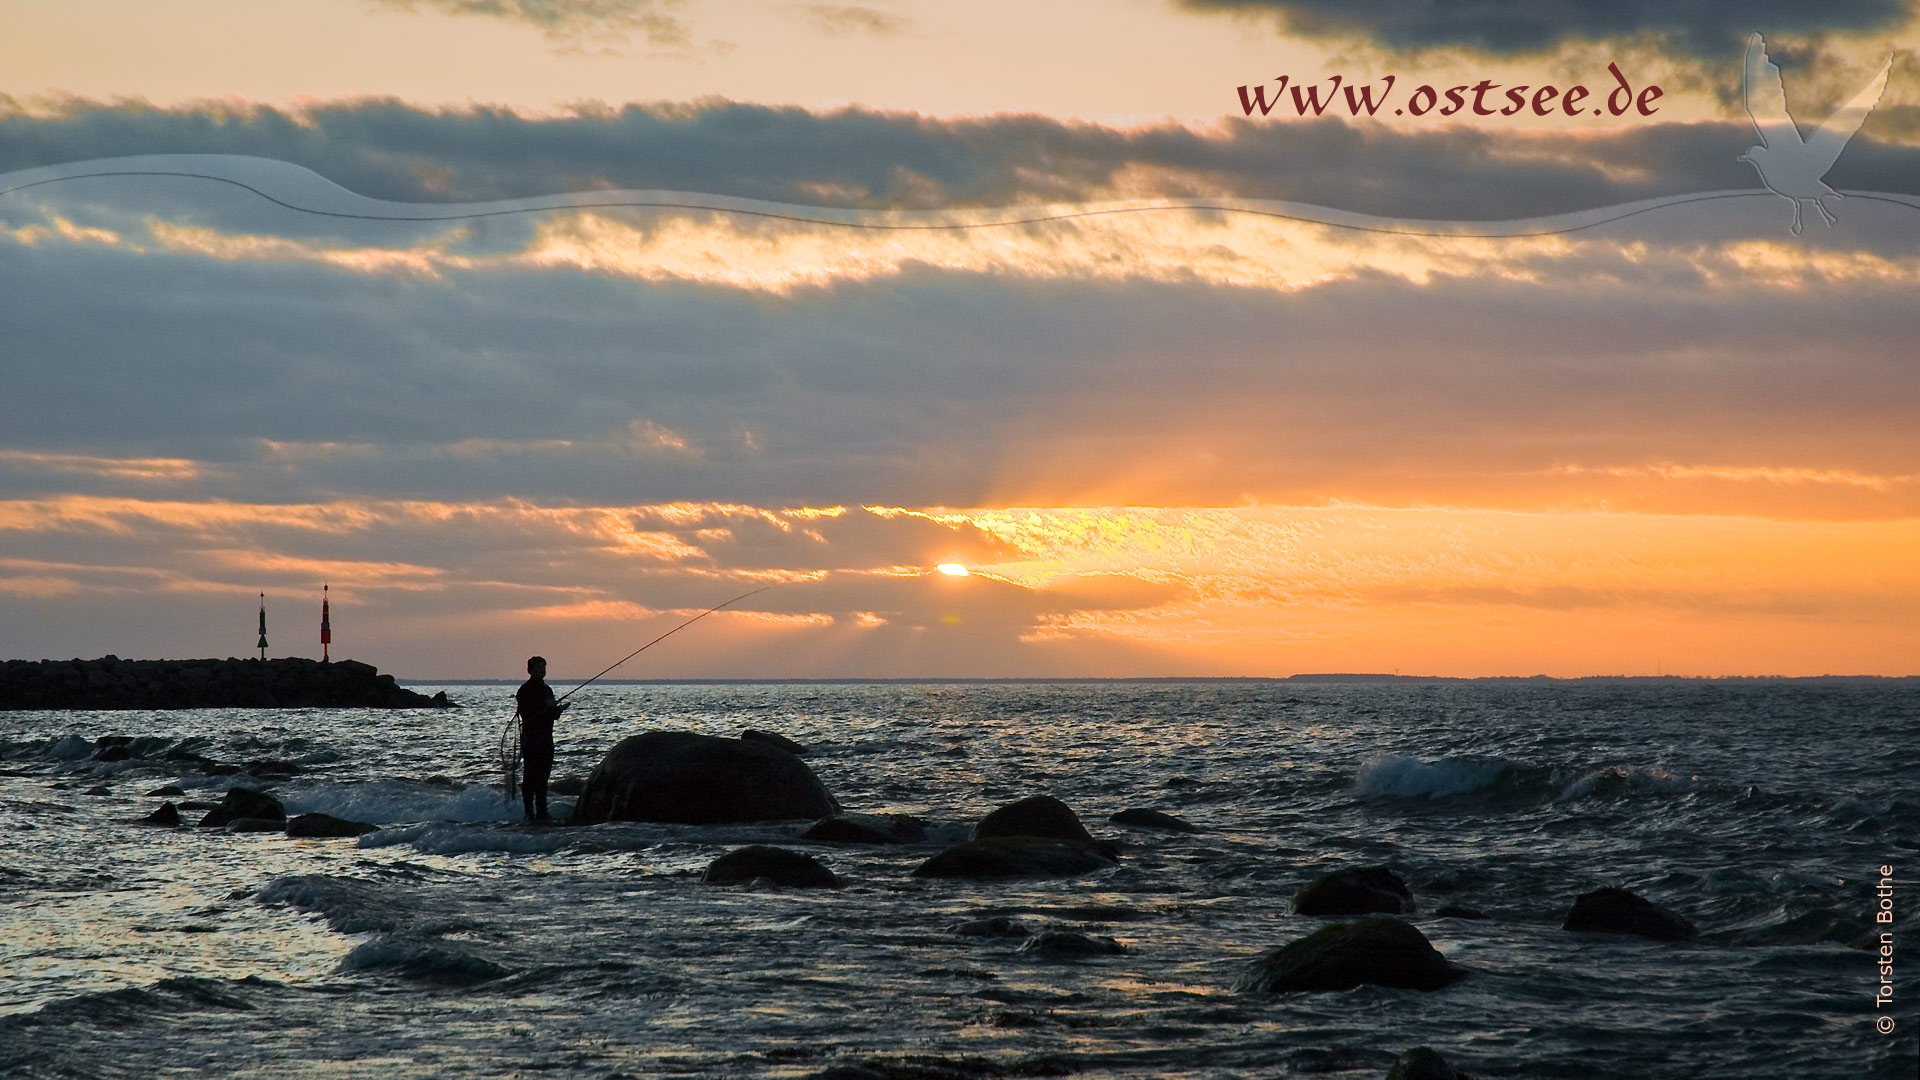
{"left": 1236, "top": 917, "right": 1466, "bottom": 994}
{"left": 572, "top": 731, "right": 839, "bottom": 826}
{"left": 1561, "top": 887, "right": 1697, "bottom": 941}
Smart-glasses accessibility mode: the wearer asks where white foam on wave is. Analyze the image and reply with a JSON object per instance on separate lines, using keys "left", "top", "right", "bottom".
{"left": 358, "top": 822, "right": 580, "bottom": 856}
{"left": 279, "top": 780, "right": 514, "bottom": 826}
{"left": 1352, "top": 754, "right": 1516, "bottom": 798}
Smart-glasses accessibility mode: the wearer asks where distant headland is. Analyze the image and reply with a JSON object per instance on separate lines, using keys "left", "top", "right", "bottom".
{"left": 0, "top": 656, "right": 455, "bottom": 711}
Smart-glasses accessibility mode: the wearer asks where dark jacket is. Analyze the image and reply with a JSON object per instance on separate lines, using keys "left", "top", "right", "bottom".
{"left": 515, "top": 677, "right": 561, "bottom": 743}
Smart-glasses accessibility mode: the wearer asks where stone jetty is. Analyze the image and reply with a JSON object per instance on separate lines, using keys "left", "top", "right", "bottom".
{"left": 0, "top": 656, "right": 453, "bottom": 710}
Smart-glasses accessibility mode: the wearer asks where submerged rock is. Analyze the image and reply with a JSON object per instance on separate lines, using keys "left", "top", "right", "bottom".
{"left": 1016, "top": 931, "right": 1125, "bottom": 958}
{"left": 572, "top": 731, "right": 839, "bottom": 826}
{"left": 286, "top": 813, "right": 380, "bottom": 839}
{"left": 975, "top": 795, "right": 1118, "bottom": 857}
{"left": 800, "top": 812, "right": 926, "bottom": 845}
{"left": 1294, "top": 866, "right": 1416, "bottom": 917}
{"left": 197, "top": 787, "right": 285, "bottom": 829}
{"left": 1387, "top": 1047, "right": 1465, "bottom": 1080}
{"left": 226, "top": 817, "right": 285, "bottom": 834}
{"left": 703, "top": 845, "right": 840, "bottom": 889}
{"left": 1236, "top": 917, "right": 1466, "bottom": 994}
{"left": 1109, "top": 807, "right": 1200, "bottom": 833}
{"left": 948, "top": 916, "right": 1032, "bottom": 938}
{"left": 913, "top": 836, "right": 1117, "bottom": 881}
{"left": 1562, "top": 887, "right": 1697, "bottom": 941}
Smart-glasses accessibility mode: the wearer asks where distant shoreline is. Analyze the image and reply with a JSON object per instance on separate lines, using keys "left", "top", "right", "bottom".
{"left": 409, "top": 673, "right": 1920, "bottom": 686}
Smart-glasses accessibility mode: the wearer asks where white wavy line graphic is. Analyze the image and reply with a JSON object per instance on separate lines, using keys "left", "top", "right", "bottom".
{"left": 3, "top": 154, "right": 1919, "bottom": 237}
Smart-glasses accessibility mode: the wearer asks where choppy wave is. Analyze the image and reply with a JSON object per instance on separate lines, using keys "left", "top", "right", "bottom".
{"left": 334, "top": 935, "right": 511, "bottom": 986}
{"left": 359, "top": 821, "right": 586, "bottom": 855}
{"left": 256, "top": 873, "right": 424, "bottom": 934}
{"left": 280, "top": 779, "right": 513, "bottom": 826}
{"left": 1351, "top": 753, "right": 1520, "bottom": 798}
{"left": 3, "top": 681, "right": 1915, "bottom": 1080}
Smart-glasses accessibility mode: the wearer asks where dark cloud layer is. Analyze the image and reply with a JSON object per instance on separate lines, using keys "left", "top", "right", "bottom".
{"left": 5, "top": 100, "right": 1917, "bottom": 222}
{"left": 1176, "top": 0, "right": 1913, "bottom": 60}
{"left": 372, "top": 0, "right": 690, "bottom": 45}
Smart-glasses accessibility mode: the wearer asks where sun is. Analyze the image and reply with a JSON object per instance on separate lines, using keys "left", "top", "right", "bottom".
{"left": 936, "top": 563, "right": 970, "bottom": 577}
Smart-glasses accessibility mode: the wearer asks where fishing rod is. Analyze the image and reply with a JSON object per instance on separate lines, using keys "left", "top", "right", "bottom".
{"left": 557, "top": 586, "right": 770, "bottom": 701}
{"left": 497, "top": 586, "right": 770, "bottom": 804}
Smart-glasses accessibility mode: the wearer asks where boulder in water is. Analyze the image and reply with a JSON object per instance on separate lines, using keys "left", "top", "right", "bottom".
{"left": 975, "top": 795, "right": 1118, "bottom": 857}
{"left": 197, "top": 787, "right": 285, "bottom": 829}
{"left": 913, "top": 836, "right": 1117, "bottom": 880}
{"left": 139, "top": 802, "right": 183, "bottom": 827}
{"left": 703, "top": 845, "right": 841, "bottom": 889}
{"left": 1109, "top": 807, "right": 1200, "bottom": 833}
{"left": 800, "top": 812, "right": 926, "bottom": 845}
{"left": 1561, "top": 887, "right": 1697, "bottom": 941}
{"left": 286, "top": 813, "right": 381, "bottom": 839}
{"left": 1236, "top": 917, "right": 1466, "bottom": 994}
{"left": 572, "top": 731, "right": 839, "bottom": 826}
{"left": 1293, "top": 866, "right": 1416, "bottom": 916}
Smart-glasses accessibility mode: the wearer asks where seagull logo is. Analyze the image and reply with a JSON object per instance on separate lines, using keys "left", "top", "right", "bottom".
{"left": 1739, "top": 32, "right": 1894, "bottom": 235}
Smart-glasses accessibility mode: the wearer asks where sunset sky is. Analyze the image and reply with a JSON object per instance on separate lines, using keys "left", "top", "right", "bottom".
{"left": 2, "top": 0, "right": 1918, "bottom": 678}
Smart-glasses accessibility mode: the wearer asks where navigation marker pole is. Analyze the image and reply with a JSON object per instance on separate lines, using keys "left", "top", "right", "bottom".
{"left": 257, "top": 593, "right": 269, "bottom": 660}
{"left": 321, "top": 584, "right": 332, "bottom": 663}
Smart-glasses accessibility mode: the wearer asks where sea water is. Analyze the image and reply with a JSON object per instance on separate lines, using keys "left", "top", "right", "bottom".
{"left": 0, "top": 681, "right": 1914, "bottom": 1079}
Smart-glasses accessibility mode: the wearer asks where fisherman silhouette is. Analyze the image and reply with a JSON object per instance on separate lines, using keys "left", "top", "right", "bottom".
{"left": 1739, "top": 32, "right": 1894, "bottom": 235}
{"left": 515, "top": 655, "right": 568, "bottom": 823}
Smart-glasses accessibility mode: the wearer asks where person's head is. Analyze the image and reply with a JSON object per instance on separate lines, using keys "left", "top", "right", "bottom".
{"left": 527, "top": 655, "right": 547, "bottom": 677}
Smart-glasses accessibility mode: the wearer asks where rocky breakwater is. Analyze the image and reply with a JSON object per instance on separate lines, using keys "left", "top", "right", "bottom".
{"left": 0, "top": 656, "right": 454, "bottom": 710}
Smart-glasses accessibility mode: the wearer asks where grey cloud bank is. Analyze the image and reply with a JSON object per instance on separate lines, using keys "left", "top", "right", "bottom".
{"left": 5, "top": 101, "right": 1917, "bottom": 221}
{"left": 1176, "top": 0, "right": 1913, "bottom": 59}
